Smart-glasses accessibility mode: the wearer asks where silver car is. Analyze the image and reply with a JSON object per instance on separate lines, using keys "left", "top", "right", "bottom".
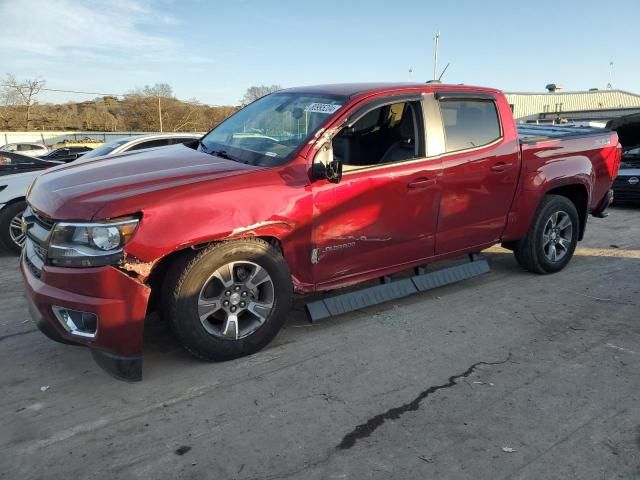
{"left": 80, "top": 133, "right": 201, "bottom": 161}
{"left": 0, "top": 143, "right": 49, "bottom": 157}
{"left": 0, "top": 133, "right": 201, "bottom": 253}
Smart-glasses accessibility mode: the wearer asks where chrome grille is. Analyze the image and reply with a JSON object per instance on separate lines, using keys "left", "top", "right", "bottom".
{"left": 22, "top": 205, "right": 56, "bottom": 275}
{"left": 33, "top": 241, "right": 47, "bottom": 260}
{"left": 32, "top": 208, "right": 55, "bottom": 229}
{"left": 613, "top": 176, "right": 640, "bottom": 203}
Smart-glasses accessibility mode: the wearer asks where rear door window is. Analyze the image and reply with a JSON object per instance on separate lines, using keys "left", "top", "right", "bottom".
{"left": 439, "top": 99, "right": 501, "bottom": 152}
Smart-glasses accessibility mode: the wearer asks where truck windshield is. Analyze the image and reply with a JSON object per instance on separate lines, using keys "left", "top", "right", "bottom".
{"left": 199, "top": 93, "right": 346, "bottom": 166}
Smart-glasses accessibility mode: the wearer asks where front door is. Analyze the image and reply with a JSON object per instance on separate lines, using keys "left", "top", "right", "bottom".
{"left": 311, "top": 99, "right": 442, "bottom": 287}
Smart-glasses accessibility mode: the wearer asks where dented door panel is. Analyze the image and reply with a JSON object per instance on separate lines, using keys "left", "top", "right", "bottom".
{"left": 311, "top": 158, "right": 442, "bottom": 284}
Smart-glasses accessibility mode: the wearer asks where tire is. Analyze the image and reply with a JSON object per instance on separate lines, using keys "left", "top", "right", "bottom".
{"left": 0, "top": 201, "right": 27, "bottom": 254}
{"left": 513, "top": 195, "right": 579, "bottom": 274}
{"left": 163, "top": 238, "right": 293, "bottom": 361}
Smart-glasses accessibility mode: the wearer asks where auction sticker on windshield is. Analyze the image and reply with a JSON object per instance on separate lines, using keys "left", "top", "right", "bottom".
{"left": 304, "top": 103, "right": 342, "bottom": 114}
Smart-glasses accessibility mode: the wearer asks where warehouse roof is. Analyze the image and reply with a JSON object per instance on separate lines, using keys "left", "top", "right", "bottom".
{"left": 505, "top": 89, "right": 640, "bottom": 120}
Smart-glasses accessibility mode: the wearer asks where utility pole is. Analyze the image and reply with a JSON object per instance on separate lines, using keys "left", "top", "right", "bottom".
{"left": 158, "top": 95, "right": 163, "bottom": 132}
{"left": 607, "top": 61, "right": 614, "bottom": 89}
{"left": 433, "top": 32, "right": 440, "bottom": 81}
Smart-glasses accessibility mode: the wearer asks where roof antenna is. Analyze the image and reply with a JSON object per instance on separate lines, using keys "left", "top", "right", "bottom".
{"left": 438, "top": 62, "right": 450, "bottom": 81}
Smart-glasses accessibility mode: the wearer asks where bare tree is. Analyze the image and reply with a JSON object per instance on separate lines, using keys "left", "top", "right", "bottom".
{"left": 2, "top": 74, "right": 46, "bottom": 130}
{"left": 131, "top": 83, "right": 174, "bottom": 99}
{"left": 0, "top": 79, "right": 237, "bottom": 132}
{"left": 241, "top": 85, "right": 282, "bottom": 106}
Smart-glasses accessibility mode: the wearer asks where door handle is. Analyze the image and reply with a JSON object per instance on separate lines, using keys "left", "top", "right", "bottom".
{"left": 408, "top": 177, "right": 436, "bottom": 189}
{"left": 490, "top": 162, "right": 514, "bottom": 172}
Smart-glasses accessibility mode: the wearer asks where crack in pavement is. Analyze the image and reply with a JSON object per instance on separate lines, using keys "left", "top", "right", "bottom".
{"left": 0, "top": 328, "right": 38, "bottom": 342}
{"left": 336, "top": 352, "right": 512, "bottom": 451}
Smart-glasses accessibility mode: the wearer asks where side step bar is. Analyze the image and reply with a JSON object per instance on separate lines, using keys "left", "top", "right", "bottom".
{"left": 305, "top": 255, "right": 490, "bottom": 322}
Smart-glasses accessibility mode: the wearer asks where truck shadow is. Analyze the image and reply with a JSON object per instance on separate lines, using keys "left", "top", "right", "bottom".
{"left": 140, "top": 244, "right": 640, "bottom": 380}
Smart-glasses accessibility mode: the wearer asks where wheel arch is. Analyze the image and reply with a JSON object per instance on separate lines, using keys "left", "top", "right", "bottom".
{"left": 0, "top": 195, "right": 27, "bottom": 210}
{"left": 144, "top": 235, "right": 288, "bottom": 314}
{"left": 544, "top": 183, "right": 589, "bottom": 240}
{"left": 503, "top": 180, "right": 591, "bottom": 243}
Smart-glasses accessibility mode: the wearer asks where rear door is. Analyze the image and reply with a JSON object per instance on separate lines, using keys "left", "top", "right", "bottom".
{"left": 433, "top": 93, "right": 520, "bottom": 254}
{"left": 311, "top": 95, "right": 442, "bottom": 286}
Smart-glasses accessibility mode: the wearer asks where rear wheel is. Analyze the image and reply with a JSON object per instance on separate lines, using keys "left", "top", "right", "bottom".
{"left": 0, "top": 201, "right": 27, "bottom": 254}
{"left": 163, "top": 239, "right": 293, "bottom": 361}
{"left": 513, "top": 195, "right": 579, "bottom": 274}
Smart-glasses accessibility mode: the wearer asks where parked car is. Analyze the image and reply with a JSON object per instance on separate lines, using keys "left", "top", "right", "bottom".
{"left": 0, "top": 153, "right": 63, "bottom": 248}
{"left": 0, "top": 133, "right": 200, "bottom": 253}
{"left": 21, "top": 83, "right": 620, "bottom": 380}
{"left": 612, "top": 146, "right": 640, "bottom": 204}
{"left": 0, "top": 142, "right": 49, "bottom": 157}
{"left": 39, "top": 146, "right": 93, "bottom": 163}
{"left": 78, "top": 133, "right": 201, "bottom": 161}
{"left": 1, "top": 151, "right": 61, "bottom": 175}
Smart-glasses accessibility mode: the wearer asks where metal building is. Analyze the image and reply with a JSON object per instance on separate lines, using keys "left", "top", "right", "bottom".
{"left": 505, "top": 89, "right": 640, "bottom": 123}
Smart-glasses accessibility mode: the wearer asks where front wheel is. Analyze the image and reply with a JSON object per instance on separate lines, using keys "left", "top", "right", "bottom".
{"left": 163, "top": 239, "right": 293, "bottom": 361}
{"left": 0, "top": 201, "right": 27, "bottom": 254}
{"left": 513, "top": 195, "right": 579, "bottom": 274}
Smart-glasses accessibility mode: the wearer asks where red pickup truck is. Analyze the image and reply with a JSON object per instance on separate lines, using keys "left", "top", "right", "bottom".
{"left": 21, "top": 83, "right": 620, "bottom": 380}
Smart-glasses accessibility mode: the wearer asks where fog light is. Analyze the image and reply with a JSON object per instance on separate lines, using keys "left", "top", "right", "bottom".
{"left": 52, "top": 306, "right": 98, "bottom": 338}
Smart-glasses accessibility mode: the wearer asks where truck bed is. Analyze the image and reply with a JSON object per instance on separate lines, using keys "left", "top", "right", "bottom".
{"left": 517, "top": 124, "right": 609, "bottom": 144}
{"left": 516, "top": 124, "right": 620, "bottom": 215}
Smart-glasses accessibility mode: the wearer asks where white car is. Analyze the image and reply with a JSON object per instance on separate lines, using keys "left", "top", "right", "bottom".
{"left": 0, "top": 143, "right": 49, "bottom": 157}
{"left": 0, "top": 133, "right": 200, "bottom": 253}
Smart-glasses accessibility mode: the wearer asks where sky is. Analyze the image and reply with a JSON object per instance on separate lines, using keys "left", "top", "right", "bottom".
{"left": 1, "top": 0, "right": 639, "bottom": 106}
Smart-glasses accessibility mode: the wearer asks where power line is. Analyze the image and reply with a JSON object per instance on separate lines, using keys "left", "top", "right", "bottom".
{"left": 0, "top": 84, "right": 125, "bottom": 97}
{"left": 38, "top": 87, "right": 124, "bottom": 97}
{"left": 0, "top": 84, "right": 235, "bottom": 107}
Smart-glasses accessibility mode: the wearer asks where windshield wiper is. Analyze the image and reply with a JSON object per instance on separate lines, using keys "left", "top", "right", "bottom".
{"left": 198, "top": 140, "right": 209, "bottom": 153}
{"left": 209, "top": 149, "right": 244, "bottom": 163}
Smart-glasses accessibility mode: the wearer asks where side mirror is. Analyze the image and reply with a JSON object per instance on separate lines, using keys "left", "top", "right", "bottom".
{"left": 312, "top": 142, "right": 342, "bottom": 184}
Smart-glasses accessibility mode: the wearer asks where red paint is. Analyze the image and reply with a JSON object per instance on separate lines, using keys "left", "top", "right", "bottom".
{"left": 21, "top": 260, "right": 150, "bottom": 356}
{"left": 22, "top": 83, "right": 621, "bottom": 362}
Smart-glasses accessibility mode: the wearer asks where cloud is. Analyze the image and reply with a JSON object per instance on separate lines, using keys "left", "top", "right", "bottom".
{"left": 0, "top": 0, "right": 177, "bottom": 58}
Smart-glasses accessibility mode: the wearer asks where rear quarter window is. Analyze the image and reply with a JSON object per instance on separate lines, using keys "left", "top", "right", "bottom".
{"left": 439, "top": 99, "right": 501, "bottom": 152}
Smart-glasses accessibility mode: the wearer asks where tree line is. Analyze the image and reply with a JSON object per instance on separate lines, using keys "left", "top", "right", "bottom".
{"left": 0, "top": 74, "right": 281, "bottom": 132}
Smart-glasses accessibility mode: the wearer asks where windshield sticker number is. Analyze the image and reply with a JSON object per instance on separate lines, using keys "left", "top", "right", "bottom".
{"left": 265, "top": 151, "right": 278, "bottom": 157}
{"left": 304, "top": 103, "right": 342, "bottom": 114}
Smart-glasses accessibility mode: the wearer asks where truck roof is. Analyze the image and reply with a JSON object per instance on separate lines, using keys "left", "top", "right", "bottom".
{"left": 281, "top": 82, "right": 501, "bottom": 99}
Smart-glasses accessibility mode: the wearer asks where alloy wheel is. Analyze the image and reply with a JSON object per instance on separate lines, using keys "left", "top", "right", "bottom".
{"left": 197, "top": 261, "right": 275, "bottom": 340}
{"left": 542, "top": 210, "right": 573, "bottom": 262}
{"left": 9, "top": 211, "right": 26, "bottom": 249}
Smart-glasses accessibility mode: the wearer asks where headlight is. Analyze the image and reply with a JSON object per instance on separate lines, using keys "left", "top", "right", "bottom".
{"left": 47, "top": 216, "right": 139, "bottom": 267}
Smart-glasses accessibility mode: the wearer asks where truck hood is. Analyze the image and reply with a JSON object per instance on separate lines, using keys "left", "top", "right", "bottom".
{"left": 28, "top": 144, "right": 264, "bottom": 220}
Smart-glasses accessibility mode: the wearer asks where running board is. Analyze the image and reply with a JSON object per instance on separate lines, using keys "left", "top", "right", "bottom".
{"left": 305, "top": 257, "right": 490, "bottom": 322}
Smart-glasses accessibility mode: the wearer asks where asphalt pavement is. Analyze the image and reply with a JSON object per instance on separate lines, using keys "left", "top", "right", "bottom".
{"left": 1, "top": 207, "right": 639, "bottom": 479}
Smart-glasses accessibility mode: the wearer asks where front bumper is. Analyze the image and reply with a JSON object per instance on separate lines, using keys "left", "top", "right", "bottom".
{"left": 21, "top": 254, "right": 151, "bottom": 381}
{"left": 612, "top": 173, "right": 640, "bottom": 204}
